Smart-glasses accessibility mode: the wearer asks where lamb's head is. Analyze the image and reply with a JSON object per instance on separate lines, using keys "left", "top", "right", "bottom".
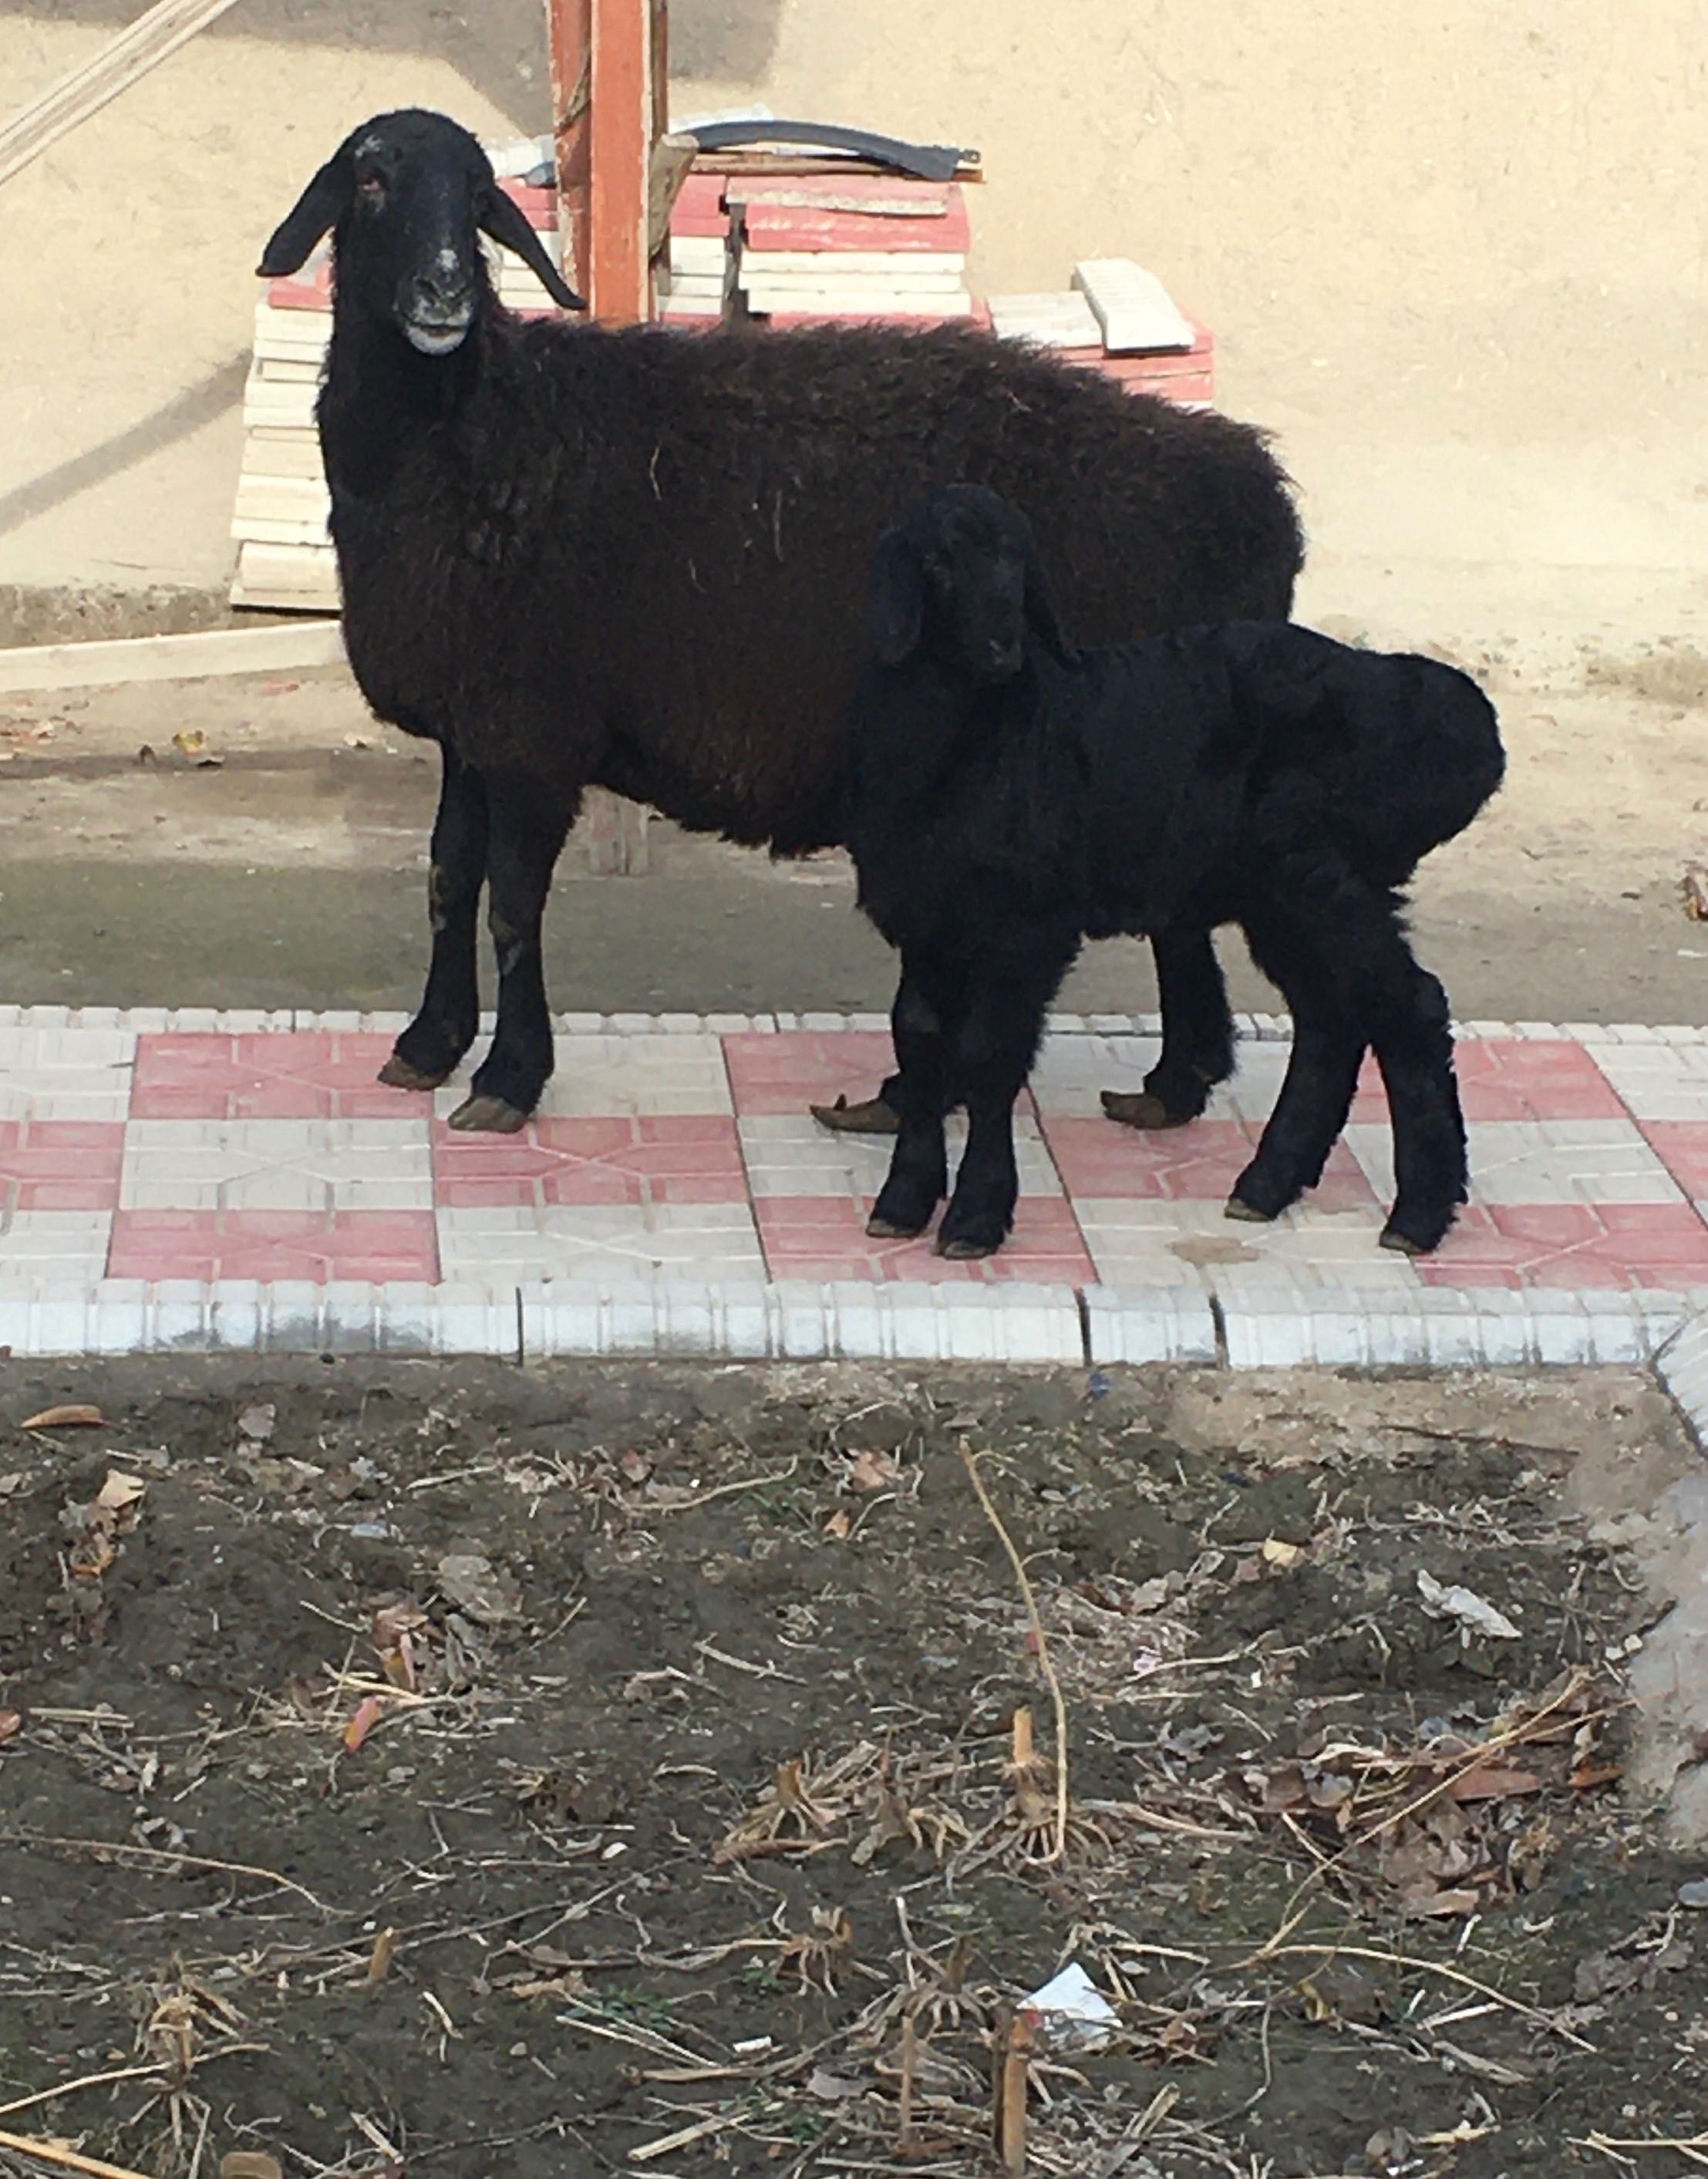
{"left": 866, "top": 484, "right": 1076, "bottom": 683}
{"left": 258, "top": 109, "right": 582, "bottom": 356}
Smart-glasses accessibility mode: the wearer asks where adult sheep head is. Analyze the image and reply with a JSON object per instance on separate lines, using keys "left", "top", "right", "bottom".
{"left": 867, "top": 484, "right": 1077, "bottom": 682}
{"left": 258, "top": 108, "right": 582, "bottom": 355}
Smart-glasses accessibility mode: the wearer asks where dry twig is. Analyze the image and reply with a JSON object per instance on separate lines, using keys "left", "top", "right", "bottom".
{"left": 959, "top": 1446, "right": 1070, "bottom": 1862}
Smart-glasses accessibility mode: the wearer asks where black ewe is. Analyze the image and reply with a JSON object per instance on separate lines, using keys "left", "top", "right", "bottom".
{"left": 847, "top": 486, "right": 1505, "bottom": 1258}
{"left": 258, "top": 109, "right": 1304, "bottom": 1132}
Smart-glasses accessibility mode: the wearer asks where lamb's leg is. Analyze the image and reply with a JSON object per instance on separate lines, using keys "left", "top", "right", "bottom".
{"left": 937, "top": 939, "right": 1074, "bottom": 1259}
{"left": 1101, "top": 927, "right": 1233, "bottom": 1130}
{"left": 1225, "top": 905, "right": 1364, "bottom": 1224}
{"left": 447, "top": 780, "right": 572, "bottom": 1134}
{"left": 1367, "top": 957, "right": 1467, "bottom": 1255}
{"left": 381, "top": 745, "right": 490, "bottom": 1093}
{"left": 868, "top": 962, "right": 957, "bottom": 1238}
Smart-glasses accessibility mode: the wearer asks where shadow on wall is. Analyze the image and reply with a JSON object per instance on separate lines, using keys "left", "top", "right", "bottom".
{"left": 11, "top": 0, "right": 785, "bottom": 121}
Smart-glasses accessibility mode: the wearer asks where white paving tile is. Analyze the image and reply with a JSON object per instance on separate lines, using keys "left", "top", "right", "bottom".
{"left": 1347, "top": 1118, "right": 1680, "bottom": 1207}
{"left": 0, "top": 1026, "right": 137, "bottom": 1121}
{"left": 738, "top": 1112, "right": 1061, "bottom": 1197}
{"left": 0, "top": 1211, "right": 113, "bottom": 1275}
{"left": 120, "top": 1120, "right": 433, "bottom": 1211}
{"left": 1583, "top": 1040, "right": 1708, "bottom": 1122}
{"left": 437, "top": 1201, "right": 765, "bottom": 1284}
{"left": 433, "top": 1033, "right": 733, "bottom": 1118}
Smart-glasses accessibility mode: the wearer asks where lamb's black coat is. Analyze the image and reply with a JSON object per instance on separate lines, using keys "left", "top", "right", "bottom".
{"left": 847, "top": 486, "right": 1506, "bottom": 1258}
{"left": 258, "top": 109, "right": 1305, "bottom": 1130}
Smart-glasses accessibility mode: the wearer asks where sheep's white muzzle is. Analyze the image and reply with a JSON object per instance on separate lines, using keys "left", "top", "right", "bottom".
{"left": 403, "top": 316, "right": 472, "bottom": 356}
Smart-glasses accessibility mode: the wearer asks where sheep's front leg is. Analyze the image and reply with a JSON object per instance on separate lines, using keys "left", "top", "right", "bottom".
{"left": 1101, "top": 927, "right": 1233, "bottom": 1130}
{"left": 381, "top": 745, "right": 489, "bottom": 1093}
{"left": 868, "top": 963, "right": 957, "bottom": 1238}
{"left": 447, "top": 780, "right": 572, "bottom": 1134}
{"left": 938, "top": 933, "right": 1076, "bottom": 1259}
{"left": 1227, "top": 898, "right": 1365, "bottom": 1223}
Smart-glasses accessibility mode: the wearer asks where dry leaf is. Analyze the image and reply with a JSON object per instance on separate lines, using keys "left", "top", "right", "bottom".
{"left": 824, "top": 1508, "right": 854, "bottom": 1541}
{"left": 173, "top": 729, "right": 206, "bottom": 756}
{"left": 366, "top": 1927, "right": 399, "bottom": 1983}
{"left": 618, "top": 1449, "right": 654, "bottom": 1485}
{"left": 848, "top": 1448, "right": 898, "bottom": 1493}
{"left": 436, "top": 1551, "right": 522, "bottom": 1624}
{"left": 1260, "top": 1536, "right": 1304, "bottom": 1570}
{"left": 0, "top": 1709, "right": 23, "bottom": 1746}
{"left": 221, "top": 2156, "right": 285, "bottom": 2179}
{"left": 96, "top": 1470, "right": 148, "bottom": 1511}
{"left": 1448, "top": 1765, "right": 1541, "bottom": 1803}
{"left": 238, "top": 1403, "right": 277, "bottom": 1443}
{"left": 343, "top": 1696, "right": 389, "bottom": 1753}
{"left": 21, "top": 1403, "right": 104, "bottom": 1430}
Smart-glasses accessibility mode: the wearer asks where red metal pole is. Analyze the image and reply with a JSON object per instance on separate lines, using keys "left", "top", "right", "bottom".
{"left": 547, "top": 0, "right": 655, "bottom": 325}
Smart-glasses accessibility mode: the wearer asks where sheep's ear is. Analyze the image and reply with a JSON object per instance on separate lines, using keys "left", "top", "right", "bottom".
{"left": 1022, "top": 532, "right": 1076, "bottom": 664}
{"left": 867, "top": 528, "right": 925, "bottom": 665}
{"left": 1237, "top": 626, "right": 1328, "bottom": 722}
{"left": 478, "top": 186, "right": 585, "bottom": 310}
{"left": 258, "top": 152, "right": 349, "bottom": 277}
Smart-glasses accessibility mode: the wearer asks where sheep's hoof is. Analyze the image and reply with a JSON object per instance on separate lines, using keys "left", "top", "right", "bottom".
{"left": 1379, "top": 1221, "right": 1451, "bottom": 1257}
{"left": 447, "top": 1093, "right": 532, "bottom": 1134}
{"left": 813, "top": 1093, "right": 901, "bottom": 1137}
{"left": 1100, "top": 1090, "right": 1194, "bottom": 1131}
{"left": 867, "top": 1213, "right": 928, "bottom": 1239}
{"left": 936, "top": 1232, "right": 1001, "bottom": 1260}
{"left": 1224, "top": 1194, "right": 1275, "bottom": 1224}
{"left": 379, "top": 1054, "right": 450, "bottom": 1093}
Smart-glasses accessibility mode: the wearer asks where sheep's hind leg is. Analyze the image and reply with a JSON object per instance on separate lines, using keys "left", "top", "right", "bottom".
{"left": 381, "top": 746, "right": 490, "bottom": 1093}
{"left": 868, "top": 963, "right": 957, "bottom": 1238}
{"left": 1101, "top": 928, "right": 1233, "bottom": 1130}
{"left": 1369, "top": 958, "right": 1467, "bottom": 1256}
{"left": 448, "top": 781, "right": 572, "bottom": 1134}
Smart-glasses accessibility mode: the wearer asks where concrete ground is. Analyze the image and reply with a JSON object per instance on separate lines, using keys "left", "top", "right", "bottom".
{"left": 2, "top": 635, "right": 1705, "bottom": 1022}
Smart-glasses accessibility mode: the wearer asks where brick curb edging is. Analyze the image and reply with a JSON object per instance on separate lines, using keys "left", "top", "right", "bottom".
{"left": 3, "top": 1008, "right": 1708, "bottom": 1450}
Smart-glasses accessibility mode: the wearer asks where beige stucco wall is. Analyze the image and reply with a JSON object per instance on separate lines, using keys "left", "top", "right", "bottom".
{"left": 2, "top": 0, "right": 1705, "bottom": 637}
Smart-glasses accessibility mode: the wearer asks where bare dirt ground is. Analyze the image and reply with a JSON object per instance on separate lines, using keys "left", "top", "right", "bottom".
{"left": 2, "top": 1357, "right": 1706, "bottom": 2179}
{"left": 1, "top": 642, "right": 1705, "bottom": 1024}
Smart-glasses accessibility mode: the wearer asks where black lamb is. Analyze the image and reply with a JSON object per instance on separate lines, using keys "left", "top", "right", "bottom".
{"left": 257, "top": 109, "right": 1304, "bottom": 1133}
{"left": 846, "top": 485, "right": 1506, "bottom": 1258}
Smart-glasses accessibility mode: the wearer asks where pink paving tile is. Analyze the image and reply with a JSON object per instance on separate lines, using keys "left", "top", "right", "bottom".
{"left": 754, "top": 1194, "right": 1094, "bottom": 1285}
{"left": 721, "top": 1030, "right": 897, "bottom": 1116}
{"left": 0, "top": 1120, "right": 125, "bottom": 1213}
{"left": 130, "top": 1032, "right": 430, "bottom": 1121}
{"left": 433, "top": 1115, "right": 748, "bottom": 1208}
{"left": 1638, "top": 1122, "right": 1708, "bottom": 1201}
{"left": 108, "top": 1209, "right": 440, "bottom": 1284}
{"left": 1419, "top": 1201, "right": 1708, "bottom": 1290}
{"left": 1349, "top": 1039, "right": 1625, "bottom": 1125}
{"left": 723, "top": 1029, "right": 1057, "bottom": 1125}
{"left": 1041, "top": 1113, "right": 1377, "bottom": 1211}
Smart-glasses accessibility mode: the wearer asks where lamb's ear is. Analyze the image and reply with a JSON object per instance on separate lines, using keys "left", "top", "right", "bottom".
{"left": 478, "top": 186, "right": 585, "bottom": 310}
{"left": 867, "top": 527, "right": 926, "bottom": 665}
{"left": 258, "top": 152, "right": 350, "bottom": 277}
{"left": 1021, "top": 531, "right": 1076, "bottom": 664}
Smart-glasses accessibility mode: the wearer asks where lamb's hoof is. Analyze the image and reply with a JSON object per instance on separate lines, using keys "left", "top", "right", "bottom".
{"left": 937, "top": 1232, "right": 1002, "bottom": 1260}
{"left": 867, "top": 1208, "right": 931, "bottom": 1239}
{"left": 813, "top": 1093, "right": 901, "bottom": 1137}
{"left": 379, "top": 1054, "right": 450, "bottom": 1093}
{"left": 1380, "top": 1214, "right": 1452, "bottom": 1257}
{"left": 1224, "top": 1194, "right": 1276, "bottom": 1224}
{"left": 1101, "top": 1090, "right": 1194, "bottom": 1131}
{"left": 447, "top": 1093, "right": 532, "bottom": 1134}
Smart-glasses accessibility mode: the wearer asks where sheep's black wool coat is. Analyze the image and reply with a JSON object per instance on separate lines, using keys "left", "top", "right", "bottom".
{"left": 322, "top": 312, "right": 1304, "bottom": 850}
{"left": 847, "top": 622, "right": 1507, "bottom": 958}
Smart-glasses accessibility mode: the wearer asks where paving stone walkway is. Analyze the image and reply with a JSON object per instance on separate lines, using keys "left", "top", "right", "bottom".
{"left": 4, "top": 1008, "right": 1708, "bottom": 1376}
